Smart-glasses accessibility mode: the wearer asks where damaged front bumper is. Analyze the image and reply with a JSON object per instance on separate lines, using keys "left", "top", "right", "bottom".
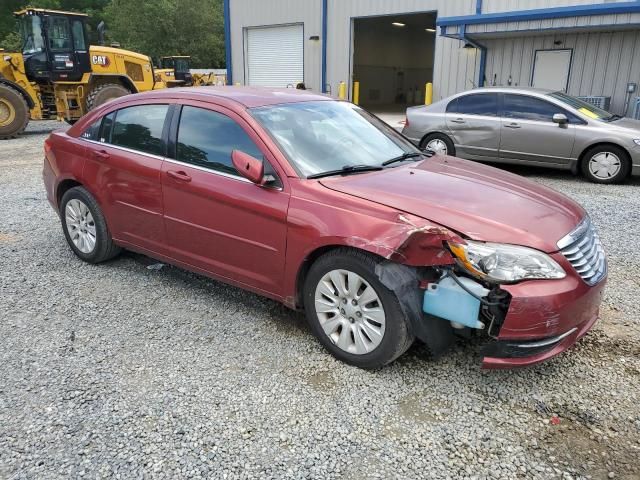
{"left": 480, "top": 263, "right": 606, "bottom": 369}
{"left": 417, "top": 252, "right": 606, "bottom": 368}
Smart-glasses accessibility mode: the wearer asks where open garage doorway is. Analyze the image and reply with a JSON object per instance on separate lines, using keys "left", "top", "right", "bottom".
{"left": 352, "top": 12, "right": 436, "bottom": 125}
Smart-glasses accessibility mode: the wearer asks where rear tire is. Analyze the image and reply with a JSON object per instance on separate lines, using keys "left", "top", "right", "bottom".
{"left": 420, "top": 133, "right": 455, "bottom": 156}
{"left": 580, "top": 145, "right": 630, "bottom": 184}
{"left": 86, "top": 83, "right": 130, "bottom": 111}
{"left": 0, "top": 84, "right": 29, "bottom": 139}
{"left": 60, "top": 186, "right": 121, "bottom": 263}
{"left": 303, "top": 249, "right": 414, "bottom": 369}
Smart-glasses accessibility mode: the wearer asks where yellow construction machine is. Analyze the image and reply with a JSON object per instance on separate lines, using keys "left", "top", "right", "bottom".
{"left": 0, "top": 8, "right": 173, "bottom": 139}
{"left": 155, "top": 56, "right": 224, "bottom": 87}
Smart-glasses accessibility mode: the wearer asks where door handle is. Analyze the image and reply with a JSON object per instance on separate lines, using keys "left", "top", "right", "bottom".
{"left": 505, "top": 123, "right": 521, "bottom": 129}
{"left": 450, "top": 118, "right": 466, "bottom": 124}
{"left": 167, "top": 170, "right": 192, "bottom": 182}
{"left": 91, "top": 149, "right": 110, "bottom": 159}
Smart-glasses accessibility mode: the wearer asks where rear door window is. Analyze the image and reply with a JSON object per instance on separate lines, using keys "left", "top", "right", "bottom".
{"left": 110, "top": 105, "right": 169, "bottom": 156}
{"left": 502, "top": 94, "right": 580, "bottom": 123}
{"left": 176, "top": 106, "right": 264, "bottom": 176}
{"left": 447, "top": 94, "right": 498, "bottom": 116}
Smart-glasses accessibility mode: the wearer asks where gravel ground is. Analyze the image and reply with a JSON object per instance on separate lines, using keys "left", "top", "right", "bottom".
{"left": 1, "top": 121, "right": 639, "bottom": 480}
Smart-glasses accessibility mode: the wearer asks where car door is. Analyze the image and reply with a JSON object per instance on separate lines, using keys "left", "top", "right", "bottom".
{"left": 499, "top": 93, "right": 577, "bottom": 166}
{"left": 161, "top": 102, "right": 290, "bottom": 294}
{"left": 445, "top": 93, "right": 500, "bottom": 160}
{"left": 81, "top": 103, "right": 169, "bottom": 252}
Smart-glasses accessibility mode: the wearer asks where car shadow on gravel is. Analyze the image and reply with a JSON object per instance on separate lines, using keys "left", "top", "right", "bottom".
{"left": 120, "top": 250, "right": 310, "bottom": 336}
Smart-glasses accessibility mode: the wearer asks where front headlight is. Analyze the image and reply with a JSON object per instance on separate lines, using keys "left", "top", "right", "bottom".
{"left": 633, "top": 139, "right": 640, "bottom": 146}
{"left": 447, "top": 240, "right": 566, "bottom": 282}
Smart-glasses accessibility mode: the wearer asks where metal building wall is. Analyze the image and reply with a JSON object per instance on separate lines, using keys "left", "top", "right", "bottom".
{"left": 482, "top": 0, "right": 632, "bottom": 14}
{"left": 324, "top": 0, "right": 478, "bottom": 101}
{"left": 228, "top": 0, "right": 323, "bottom": 90}
{"left": 483, "top": 29, "right": 640, "bottom": 113}
{"left": 229, "top": 0, "right": 640, "bottom": 105}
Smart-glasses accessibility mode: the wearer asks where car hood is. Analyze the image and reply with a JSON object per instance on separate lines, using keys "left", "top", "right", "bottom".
{"left": 319, "top": 156, "right": 585, "bottom": 253}
{"left": 607, "top": 117, "right": 640, "bottom": 134}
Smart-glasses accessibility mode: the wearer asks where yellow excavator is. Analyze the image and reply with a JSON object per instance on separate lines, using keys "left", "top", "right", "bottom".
{"left": 0, "top": 8, "right": 177, "bottom": 139}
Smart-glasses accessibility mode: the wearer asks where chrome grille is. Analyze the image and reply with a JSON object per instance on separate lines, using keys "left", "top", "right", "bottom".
{"left": 557, "top": 217, "right": 607, "bottom": 286}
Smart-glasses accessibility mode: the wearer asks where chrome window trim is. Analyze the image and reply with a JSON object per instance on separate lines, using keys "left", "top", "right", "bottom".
{"left": 84, "top": 139, "right": 252, "bottom": 184}
{"left": 84, "top": 139, "right": 165, "bottom": 161}
{"left": 163, "top": 157, "right": 252, "bottom": 184}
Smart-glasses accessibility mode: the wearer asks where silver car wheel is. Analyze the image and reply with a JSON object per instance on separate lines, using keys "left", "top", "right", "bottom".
{"left": 314, "top": 269, "right": 386, "bottom": 355}
{"left": 426, "top": 138, "right": 448, "bottom": 155}
{"left": 589, "top": 152, "right": 621, "bottom": 179}
{"left": 65, "top": 199, "right": 97, "bottom": 254}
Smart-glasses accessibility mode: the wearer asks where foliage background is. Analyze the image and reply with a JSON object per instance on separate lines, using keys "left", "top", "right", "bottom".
{"left": 0, "top": 0, "right": 225, "bottom": 68}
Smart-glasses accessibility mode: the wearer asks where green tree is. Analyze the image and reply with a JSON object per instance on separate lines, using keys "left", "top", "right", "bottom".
{"left": 104, "top": 0, "right": 224, "bottom": 68}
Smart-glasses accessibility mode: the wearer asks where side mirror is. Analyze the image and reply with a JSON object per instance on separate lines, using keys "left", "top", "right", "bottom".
{"left": 552, "top": 113, "right": 568, "bottom": 125}
{"left": 232, "top": 150, "right": 264, "bottom": 184}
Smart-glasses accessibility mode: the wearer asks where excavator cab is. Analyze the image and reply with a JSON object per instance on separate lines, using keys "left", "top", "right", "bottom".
{"left": 159, "top": 56, "right": 193, "bottom": 85}
{"left": 16, "top": 8, "right": 91, "bottom": 82}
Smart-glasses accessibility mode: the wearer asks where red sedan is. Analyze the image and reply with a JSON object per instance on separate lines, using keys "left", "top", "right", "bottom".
{"left": 42, "top": 87, "right": 607, "bottom": 369}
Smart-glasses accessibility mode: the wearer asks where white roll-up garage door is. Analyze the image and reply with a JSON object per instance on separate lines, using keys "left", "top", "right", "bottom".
{"left": 246, "top": 24, "right": 304, "bottom": 88}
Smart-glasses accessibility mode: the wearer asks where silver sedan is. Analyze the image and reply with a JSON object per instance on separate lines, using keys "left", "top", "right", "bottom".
{"left": 402, "top": 87, "right": 640, "bottom": 184}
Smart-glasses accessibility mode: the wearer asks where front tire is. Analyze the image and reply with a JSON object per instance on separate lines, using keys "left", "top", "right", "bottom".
{"left": 420, "top": 133, "right": 455, "bottom": 156}
{"left": 0, "top": 84, "right": 29, "bottom": 139}
{"left": 60, "top": 187, "right": 121, "bottom": 263}
{"left": 303, "top": 249, "right": 414, "bottom": 369}
{"left": 86, "top": 83, "right": 130, "bottom": 111}
{"left": 581, "top": 145, "right": 630, "bottom": 184}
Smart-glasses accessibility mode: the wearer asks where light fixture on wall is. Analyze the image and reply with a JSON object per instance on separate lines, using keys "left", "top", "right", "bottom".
{"left": 309, "top": 35, "right": 320, "bottom": 41}
{"left": 392, "top": 22, "right": 406, "bottom": 27}
{"left": 425, "top": 28, "right": 436, "bottom": 32}
{"left": 463, "top": 42, "right": 476, "bottom": 49}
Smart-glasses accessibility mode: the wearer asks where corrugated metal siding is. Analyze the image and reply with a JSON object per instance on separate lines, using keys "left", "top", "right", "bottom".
{"left": 230, "top": 0, "right": 477, "bottom": 100}
{"left": 229, "top": 0, "right": 322, "bottom": 89}
{"left": 325, "top": 0, "right": 477, "bottom": 101}
{"left": 230, "top": 0, "right": 640, "bottom": 107}
{"left": 467, "top": 12, "right": 640, "bottom": 33}
{"left": 482, "top": 0, "right": 632, "bottom": 14}
{"left": 483, "top": 30, "right": 640, "bottom": 113}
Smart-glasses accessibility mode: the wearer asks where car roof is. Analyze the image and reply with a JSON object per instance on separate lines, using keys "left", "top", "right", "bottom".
{"left": 124, "top": 86, "right": 332, "bottom": 109}
{"left": 460, "top": 86, "right": 555, "bottom": 95}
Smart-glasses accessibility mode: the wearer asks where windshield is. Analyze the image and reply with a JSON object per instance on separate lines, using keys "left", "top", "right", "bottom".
{"left": 20, "top": 15, "right": 45, "bottom": 54}
{"left": 547, "top": 91, "right": 615, "bottom": 121}
{"left": 174, "top": 58, "right": 190, "bottom": 72}
{"left": 250, "top": 101, "right": 419, "bottom": 177}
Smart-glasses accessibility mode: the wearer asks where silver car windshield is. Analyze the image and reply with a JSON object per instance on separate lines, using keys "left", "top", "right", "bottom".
{"left": 250, "top": 101, "right": 419, "bottom": 177}
{"left": 547, "top": 92, "right": 615, "bottom": 121}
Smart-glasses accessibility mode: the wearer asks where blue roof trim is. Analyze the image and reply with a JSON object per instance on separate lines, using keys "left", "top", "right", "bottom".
{"left": 437, "top": 1, "right": 640, "bottom": 27}
{"left": 223, "top": 0, "right": 232, "bottom": 85}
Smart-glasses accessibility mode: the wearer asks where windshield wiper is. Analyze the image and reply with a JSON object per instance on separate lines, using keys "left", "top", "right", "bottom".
{"left": 382, "top": 152, "right": 424, "bottom": 166}
{"left": 606, "top": 114, "right": 623, "bottom": 122}
{"left": 307, "top": 164, "right": 384, "bottom": 179}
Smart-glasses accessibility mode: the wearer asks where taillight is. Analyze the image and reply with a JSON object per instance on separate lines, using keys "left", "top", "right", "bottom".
{"left": 404, "top": 116, "right": 409, "bottom": 128}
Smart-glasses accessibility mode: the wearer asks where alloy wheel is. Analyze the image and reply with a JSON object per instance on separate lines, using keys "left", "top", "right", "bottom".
{"left": 314, "top": 269, "right": 386, "bottom": 355}
{"left": 65, "top": 199, "right": 97, "bottom": 254}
